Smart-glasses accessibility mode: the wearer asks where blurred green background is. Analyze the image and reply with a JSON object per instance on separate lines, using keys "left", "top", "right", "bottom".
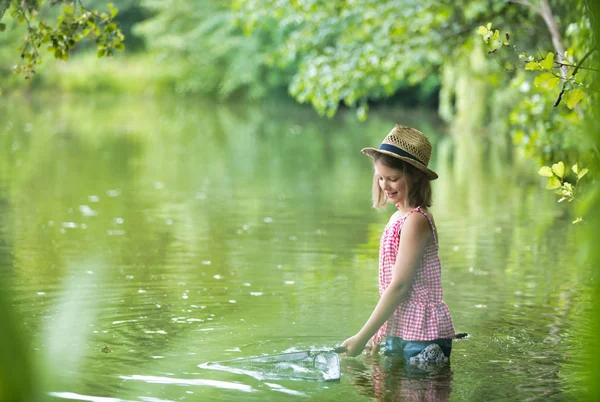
{"left": 1, "top": 0, "right": 599, "bottom": 401}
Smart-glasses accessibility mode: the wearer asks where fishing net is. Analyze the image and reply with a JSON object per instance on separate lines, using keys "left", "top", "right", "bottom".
{"left": 200, "top": 349, "right": 342, "bottom": 381}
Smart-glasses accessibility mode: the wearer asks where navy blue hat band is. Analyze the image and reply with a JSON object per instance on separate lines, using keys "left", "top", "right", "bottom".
{"left": 379, "top": 143, "right": 424, "bottom": 165}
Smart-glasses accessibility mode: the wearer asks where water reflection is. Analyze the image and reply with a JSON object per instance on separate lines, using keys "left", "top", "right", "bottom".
{"left": 344, "top": 357, "right": 453, "bottom": 402}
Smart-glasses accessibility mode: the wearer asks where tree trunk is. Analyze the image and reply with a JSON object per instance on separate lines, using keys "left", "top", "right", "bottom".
{"left": 539, "top": 0, "right": 568, "bottom": 79}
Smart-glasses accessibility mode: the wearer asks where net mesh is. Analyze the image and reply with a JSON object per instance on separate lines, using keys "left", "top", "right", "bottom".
{"left": 201, "top": 350, "right": 341, "bottom": 381}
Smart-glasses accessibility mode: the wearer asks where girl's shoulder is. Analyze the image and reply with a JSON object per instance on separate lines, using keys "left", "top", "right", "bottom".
{"left": 404, "top": 207, "right": 438, "bottom": 243}
{"left": 417, "top": 207, "right": 436, "bottom": 224}
{"left": 403, "top": 208, "right": 432, "bottom": 230}
{"left": 408, "top": 207, "right": 435, "bottom": 223}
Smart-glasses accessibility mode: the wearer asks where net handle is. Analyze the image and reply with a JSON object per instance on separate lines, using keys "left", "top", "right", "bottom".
{"left": 333, "top": 345, "right": 373, "bottom": 354}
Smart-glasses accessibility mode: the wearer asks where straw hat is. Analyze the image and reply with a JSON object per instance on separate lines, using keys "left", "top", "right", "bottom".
{"left": 361, "top": 125, "right": 438, "bottom": 180}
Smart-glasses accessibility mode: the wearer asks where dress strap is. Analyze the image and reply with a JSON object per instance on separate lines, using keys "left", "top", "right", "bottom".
{"left": 411, "top": 206, "right": 438, "bottom": 246}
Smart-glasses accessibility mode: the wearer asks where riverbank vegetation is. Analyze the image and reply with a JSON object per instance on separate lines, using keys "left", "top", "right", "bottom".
{"left": 2, "top": 1, "right": 596, "bottom": 163}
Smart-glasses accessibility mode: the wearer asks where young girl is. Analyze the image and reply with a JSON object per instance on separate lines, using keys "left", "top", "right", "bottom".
{"left": 341, "top": 125, "right": 456, "bottom": 362}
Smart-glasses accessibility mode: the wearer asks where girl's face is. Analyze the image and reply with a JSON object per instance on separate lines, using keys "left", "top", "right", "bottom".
{"left": 374, "top": 160, "right": 408, "bottom": 206}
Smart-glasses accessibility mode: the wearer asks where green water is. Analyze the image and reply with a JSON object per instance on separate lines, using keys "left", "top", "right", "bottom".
{"left": 0, "top": 94, "right": 592, "bottom": 401}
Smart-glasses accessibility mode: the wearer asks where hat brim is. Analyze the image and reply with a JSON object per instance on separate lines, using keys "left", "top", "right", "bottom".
{"left": 361, "top": 147, "right": 438, "bottom": 180}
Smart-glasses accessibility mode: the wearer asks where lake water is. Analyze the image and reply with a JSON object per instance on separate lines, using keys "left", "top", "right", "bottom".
{"left": 0, "top": 94, "right": 592, "bottom": 401}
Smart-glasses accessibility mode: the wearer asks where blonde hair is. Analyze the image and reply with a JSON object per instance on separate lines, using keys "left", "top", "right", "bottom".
{"left": 371, "top": 153, "right": 432, "bottom": 209}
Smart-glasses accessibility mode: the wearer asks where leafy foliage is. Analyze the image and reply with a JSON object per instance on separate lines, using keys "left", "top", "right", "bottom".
{"left": 133, "top": 0, "right": 288, "bottom": 99}
{"left": 477, "top": 23, "right": 588, "bottom": 110}
{"left": 0, "top": 0, "right": 125, "bottom": 78}
{"left": 475, "top": 0, "right": 599, "bottom": 165}
{"left": 233, "top": 0, "right": 513, "bottom": 119}
{"left": 538, "top": 161, "right": 588, "bottom": 222}
{"left": 476, "top": 2, "right": 598, "bottom": 225}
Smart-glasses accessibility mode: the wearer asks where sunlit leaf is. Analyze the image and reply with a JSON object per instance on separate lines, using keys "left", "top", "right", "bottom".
{"left": 565, "top": 88, "right": 584, "bottom": 109}
{"left": 551, "top": 161, "right": 565, "bottom": 179}
{"left": 538, "top": 166, "right": 553, "bottom": 177}
{"left": 546, "top": 176, "right": 561, "bottom": 189}
{"left": 477, "top": 26, "right": 488, "bottom": 35}
{"left": 572, "top": 217, "right": 583, "bottom": 224}
{"left": 540, "top": 52, "right": 554, "bottom": 70}
{"left": 533, "top": 72, "right": 560, "bottom": 89}
{"left": 578, "top": 168, "right": 588, "bottom": 180}
{"left": 486, "top": 22, "right": 492, "bottom": 30}
{"left": 572, "top": 164, "right": 578, "bottom": 174}
{"left": 525, "top": 61, "right": 542, "bottom": 71}
{"left": 491, "top": 30, "right": 499, "bottom": 41}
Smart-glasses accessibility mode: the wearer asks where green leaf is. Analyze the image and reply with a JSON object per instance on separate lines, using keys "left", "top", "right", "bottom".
{"left": 547, "top": 176, "right": 561, "bottom": 190}
{"left": 565, "top": 88, "right": 584, "bottom": 109}
{"left": 525, "top": 61, "right": 542, "bottom": 71}
{"left": 538, "top": 166, "right": 553, "bottom": 177}
{"left": 533, "top": 72, "right": 560, "bottom": 90}
{"left": 572, "top": 217, "right": 583, "bottom": 224}
{"left": 572, "top": 164, "right": 578, "bottom": 174}
{"left": 540, "top": 52, "right": 554, "bottom": 70}
{"left": 97, "top": 48, "right": 106, "bottom": 58}
{"left": 486, "top": 22, "right": 492, "bottom": 30}
{"left": 491, "top": 30, "right": 499, "bottom": 41}
{"left": 551, "top": 162, "right": 565, "bottom": 179}
{"left": 578, "top": 168, "right": 588, "bottom": 180}
{"left": 0, "top": 23, "right": 5, "bottom": 32}
{"left": 477, "top": 26, "right": 488, "bottom": 35}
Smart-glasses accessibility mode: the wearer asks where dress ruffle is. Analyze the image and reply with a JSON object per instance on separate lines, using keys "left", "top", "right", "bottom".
{"left": 372, "top": 301, "right": 455, "bottom": 346}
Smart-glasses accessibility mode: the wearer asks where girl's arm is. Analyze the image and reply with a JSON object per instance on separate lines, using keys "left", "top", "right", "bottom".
{"left": 341, "top": 213, "right": 432, "bottom": 357}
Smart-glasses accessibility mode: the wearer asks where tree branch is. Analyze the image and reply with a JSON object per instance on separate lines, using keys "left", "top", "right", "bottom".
{"left": 553, "top": 48, "right": 597, "bottom": 107}
{"left": 569, "top": 48, "right": 597, "bottom": 77}
{"left": 507, "top": 0, "right": 541, "bottom": 14}
{"left": 556, "top": 62, "right": 600, "bottom": 72}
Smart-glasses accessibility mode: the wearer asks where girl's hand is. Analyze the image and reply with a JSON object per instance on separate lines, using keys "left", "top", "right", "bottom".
{"left": 340, "top": 335, "right": 368, "bottom": 357}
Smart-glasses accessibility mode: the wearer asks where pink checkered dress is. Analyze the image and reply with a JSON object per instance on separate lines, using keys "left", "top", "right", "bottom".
{"left": 372, "top": 206, "right": 455, "bottom": 344}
